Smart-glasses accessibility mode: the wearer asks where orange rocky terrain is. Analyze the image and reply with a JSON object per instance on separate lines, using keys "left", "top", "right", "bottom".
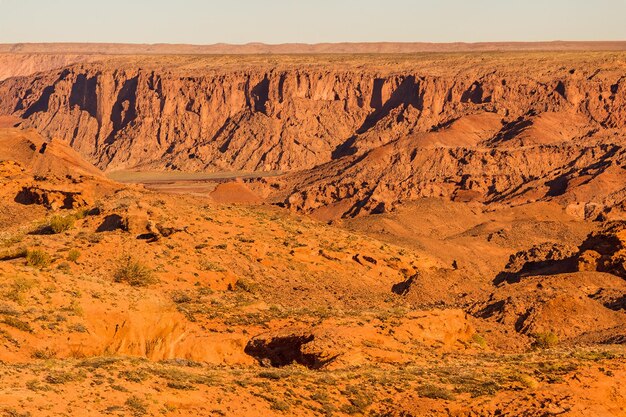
{"left": 0, "top": 48, "right": 625, "bottom": 416}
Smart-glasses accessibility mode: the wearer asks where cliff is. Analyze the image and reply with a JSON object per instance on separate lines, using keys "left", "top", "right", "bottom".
{"left": 0, "top": 52, "right": 625, "bottom": 217}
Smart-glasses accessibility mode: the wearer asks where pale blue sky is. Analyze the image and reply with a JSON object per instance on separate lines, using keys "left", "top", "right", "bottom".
{"left": 1, "top": 0, "right": 625, "bottom": 44}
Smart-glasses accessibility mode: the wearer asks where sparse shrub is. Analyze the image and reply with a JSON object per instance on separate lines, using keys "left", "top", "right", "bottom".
{"left": 199, "top": 260, "right": 225, "bottom": 272}
{"left": 68, "top": 323, "right": 88, "bottom": 333}
{"left": 258, "top": 371, "right": 282, "bottom": 380}
{"left": 45, "top": 371, "right": 76, "bottom": 384}
{"left": 114, "top": 255, "right": 156, "bottom": 287}
{"left": 48, "top": 215, "right": 76, "bottom": 234}
{"left": 533, "top": 331, "right": 559, "bottom": 349}
{"left": 57, "top": 262, "right": 71, "bottom": 273}
{"left": 1, "top": 316, "right": 33, "bottom": 333}
{"left": 269, "top": 399, "right": 290, "bottom": 412}
{"left": 471, "top": 333, "right": 487, "bottom": 348}
{"left": 516, "top": 373, "right": 539, "bottom": 389}
{"left": 67, "top": 249, "right": 81, "bottom": 263}
{"left": 32, "top": 347, "right": 57, "bottom": 359}
{"left": 417, "top": 384, "right": 456, "bottom": 400}
{"left": 340, "top": 386, "right": 373, "bottom": 415}
{"left": 125, "top": 395, "right": 148, "bottom": 416}
{"left": 171, "top": 291, "right": 192, "bottom": 304}
{"left": 119, "top": 369, "right": 149, "bottom": 383}
{"left": 77, "top": 356, "right": 121, "bottom": 369}
{"left": 166, "top": 381, "right": 197, "bottom": 390}
{"left": 26, "top": 249, "right": 50, "bottom": 269}
{"left": 25, "top": 379, "right": 51, "bottom": 392}
{"left": 2, "top": 407, "right": 31, "bottom": 417}
{"left": 4, "top": 277, "right": 35, "bottom": 303}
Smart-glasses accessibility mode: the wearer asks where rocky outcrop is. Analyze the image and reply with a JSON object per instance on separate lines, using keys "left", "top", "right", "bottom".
{"left": 492, "top": 221, "right": 626, "bottom": 284}
{"left": 14, "top": 185, "right": 90, "bottom": 210}
{"left": 472, "top": 272, "right": 626, "bottom": 344}
{"left": 577, "top": 221, "right": 626, "bottom": 278}
{"left": 270, "top": 129, "right": 626, "bottom": 218}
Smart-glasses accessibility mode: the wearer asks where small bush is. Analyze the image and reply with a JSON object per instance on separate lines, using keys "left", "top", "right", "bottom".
{"left": 67, "top": 249, "right": 81, "bottom": 263}
{"left": 125, "top": 396, "right": 148, "bottom": 416}
{"left": 32, "top": 347, "right": 57, "bottom": 360}
{"left": 417, "top": 384, "right": 456, "bottom": 400}
{"left": 48, "top": 215, "right": 75, "bottom": 234}
{"left": 166, "top": 381, "right": 197, "bottom": 390}
{"left": 471, "top": 333, "right": 487, "bottom": 348}
{"left": 533, "top": 331, "right": 559, "bottom": 349}
{"left": 1, "top": 407, "right": 32, "bottom": 417}
{"left": 199, "top": 260, "right": 225, "bottom": 272}
{"left": 2, "top": 316, "right": 33, "bottom": 333}
{"left": 68, "top": 323, "right": 88, "bottom": 333}
{"left": 114, "top": 255, "right": 156, "bottom": 287}
{"left": 4, "top": 277, "right": 35, "bottom": 303}
{"left": 45, "top": 371, "right": 76, "bottom": 384}
{"left": 26, "top": 249, "right": 50, "bottom": 269}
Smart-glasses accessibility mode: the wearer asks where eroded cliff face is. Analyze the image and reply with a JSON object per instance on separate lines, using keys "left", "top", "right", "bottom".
{"left": 1, "top": 55, "right": 624, "bottom": 174}
{"left": 0, "top": 54, "right": 625, "bottom": 218}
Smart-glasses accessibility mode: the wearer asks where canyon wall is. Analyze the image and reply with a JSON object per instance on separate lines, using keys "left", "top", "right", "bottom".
{"left": 0, "top": 55, "right": 624, "bottom": 173}
{"left": 0, "top": 53, "right": 625, "bottom": 217}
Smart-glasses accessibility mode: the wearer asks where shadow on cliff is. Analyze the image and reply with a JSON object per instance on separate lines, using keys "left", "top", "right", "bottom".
{"left": 332, "top": 76, "right": 423, "bottom": 159}
{"left": 493, "top": 257, "right": 576, "bottom": 285}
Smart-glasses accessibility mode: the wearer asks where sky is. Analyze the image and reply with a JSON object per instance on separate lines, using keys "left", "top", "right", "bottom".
{"left": 0, "top": 0, "right": 625, "bottom": 44}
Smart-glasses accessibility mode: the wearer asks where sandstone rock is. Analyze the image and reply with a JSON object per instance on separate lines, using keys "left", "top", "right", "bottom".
{"left": 245, "top": 328, "right": 339, "bottom": 369}
{"left": 504, "top": 242, "right": 578, "bottom": 274}
{"left": 14, "top": 186, "right": 89, "bottom": 210}
{"left": 577, "top": 250, "right": 602, "bottom": 271}
{"left": 577, "top": 221, "right": 626, "bottom": 278}
{"left": 123, "top": 211, "right": 150, "bottom": 235}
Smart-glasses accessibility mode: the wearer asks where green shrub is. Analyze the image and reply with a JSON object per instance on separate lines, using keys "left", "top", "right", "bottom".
{"left": 471, "top": 333, "right": 487, "bottom": 348}
{"left": 67, "top": 249, "right": 81, "bottom": 263}
{"left": 114, "top": 255, "right": 156, "bottom": 287}
{"left": 48, "top": 215, "right": 75, "bottom": 234}
{"left": 417, "top": 384, "right": 456, "bottom": 400}
{"left": 533, "top": 331, "right": 559, "bottom": 349}
{"left": 4, "top": 277, "right": 35, "bottom": 303}
{"left": 26, "top": 249, "right": 50, "bottom": 269}
{"left": 125, "top": 395, "right": 148, "bottom": 416}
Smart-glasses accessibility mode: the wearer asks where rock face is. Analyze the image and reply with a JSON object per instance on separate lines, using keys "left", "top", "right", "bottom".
{"left": 492, "top": 221, "right": 626, "bottom": 284}
{"left": 14, "top": 185, "right": 90, "bottom": 210}
{"left": 1, "top": 53, "right": 625, "bottom": 217}
{"left": 472, "top": 272, "right": 626, "bottom": 344}
{"left": 577, "top": 221, "right": 626, "bottom": 278}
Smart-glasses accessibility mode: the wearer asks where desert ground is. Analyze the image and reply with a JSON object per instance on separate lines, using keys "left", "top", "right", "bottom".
{"left": 0, "top": 44, "right": 625, "bottom": 416}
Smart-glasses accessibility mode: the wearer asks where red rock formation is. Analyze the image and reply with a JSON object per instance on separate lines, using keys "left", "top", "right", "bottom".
{"left": 0, "top": 53, "right": 625, "bottom": 217}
